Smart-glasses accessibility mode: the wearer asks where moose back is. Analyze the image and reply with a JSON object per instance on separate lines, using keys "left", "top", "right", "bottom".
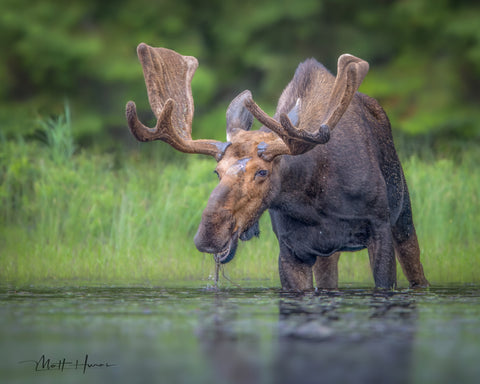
{"left": 126, "top": 43, "right": 428, "bottom": 291}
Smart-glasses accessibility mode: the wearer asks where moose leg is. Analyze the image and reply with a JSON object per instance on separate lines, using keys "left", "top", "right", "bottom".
{"left": 367, "top": 223, "right": 396, "bottom": 290}
{"left": 393, "top": 233, "right": 429, "bottom": 288}
{"left": 393, "top": 228, "right": 429, "bottom": 288}
{"left": 278, "top": 249, "right": 314, "bottom": 291}
{"left": 313, "top": 253, "right": 340, "bottom": 289}
{"left": 391, "top": 196, "right": 429, "bottom": 288}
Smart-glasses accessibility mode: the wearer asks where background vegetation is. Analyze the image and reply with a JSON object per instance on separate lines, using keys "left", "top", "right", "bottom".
{"left": 1, "top": 0, "right": 479, "bottom": 287}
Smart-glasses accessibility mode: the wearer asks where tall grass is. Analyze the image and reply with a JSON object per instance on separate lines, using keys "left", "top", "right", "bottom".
{"left": 405, "top": 153, "right": 480, "bottom": 282}
{"left": 0, "top": 111, "right": 479, "bottom": 287}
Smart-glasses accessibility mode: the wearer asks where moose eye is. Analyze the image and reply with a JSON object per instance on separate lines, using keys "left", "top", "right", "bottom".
{"left": 213, "top": 170, "right": 220, "bottom": 180}
{"left": 255, "top": 169, "right": 268, "bottom": 179}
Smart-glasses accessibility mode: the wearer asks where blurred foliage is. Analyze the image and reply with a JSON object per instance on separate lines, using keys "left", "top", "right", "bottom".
{"left": 1, "top": 0, "right": 479, "bottom": 150}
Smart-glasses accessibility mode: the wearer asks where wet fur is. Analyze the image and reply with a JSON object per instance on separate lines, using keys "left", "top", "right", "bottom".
{"left": 261, "top": 60, "right": 428, "bottom": 290}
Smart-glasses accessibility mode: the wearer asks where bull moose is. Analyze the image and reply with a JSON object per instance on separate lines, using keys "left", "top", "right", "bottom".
{"left": 126, "top": 43, "right": 429, "bottom": 291}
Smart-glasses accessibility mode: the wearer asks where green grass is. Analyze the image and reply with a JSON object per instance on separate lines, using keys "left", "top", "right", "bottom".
{"left": 1, "top": 113, "right": 479, "bottom": 287}
{"left": 406, "top": 153, "right": 480, "bottom": 282}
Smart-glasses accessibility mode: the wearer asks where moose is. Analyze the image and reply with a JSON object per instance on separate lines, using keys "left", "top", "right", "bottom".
{"left": 126, "top": 43, "right": 429, "bottom": 291}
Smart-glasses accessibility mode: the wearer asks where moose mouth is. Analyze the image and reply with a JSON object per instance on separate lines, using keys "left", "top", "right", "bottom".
{"left": 213, "top": 221, "right": 260, "bottom": 264}
{"left": 214, "top": 233, "right": 239, "bottom": 264}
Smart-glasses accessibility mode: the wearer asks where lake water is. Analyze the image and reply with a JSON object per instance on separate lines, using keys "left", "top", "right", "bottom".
{"left": 1, "top": 283, "right": 479, "bottom": 384}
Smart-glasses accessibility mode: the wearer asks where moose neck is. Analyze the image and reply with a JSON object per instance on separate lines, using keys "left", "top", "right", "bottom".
{"left": 268, "top": 150, "right": 327, "bottom": 224}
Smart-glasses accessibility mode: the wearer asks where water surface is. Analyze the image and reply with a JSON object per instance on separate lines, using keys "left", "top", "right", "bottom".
{"left": 1, "top": 283, "right": 479, "bottom": 384}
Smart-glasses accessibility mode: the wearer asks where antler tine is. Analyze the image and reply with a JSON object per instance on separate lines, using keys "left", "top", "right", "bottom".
{"left": 126, "top": 43, "right": 229, "bottom": 161}
{"left": 244, "top": 54, "right": 369, "bottom": 158}
{"left": 320, "top": 54, "right": 369, "bottom": 131}
{"left": 126, "top": 100, "right": 228, "bottom": 160}
{"left": 242, "top": 94, "right": 297, "bottom": 159}
{"left": 277, "top": 54, "right": 369, "bottom": 147}
{"left": 126, "top": 98, "right": 175, "bottom": 142}
{"left": 243, "top": 96, "right": 284, "bottom": 134}
{"left": 243, "top": 89, "right": 328, "bottom": 158}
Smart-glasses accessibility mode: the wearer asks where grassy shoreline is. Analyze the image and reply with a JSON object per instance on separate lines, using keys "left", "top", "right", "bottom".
{"left": 1, "top": 117, "right": 479, "bottom": 287}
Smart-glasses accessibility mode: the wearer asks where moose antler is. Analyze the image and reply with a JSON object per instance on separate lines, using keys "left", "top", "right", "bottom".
{"left": 244, "top": 54, "right": 369, "bottom": 159}
{"left": 126, "top": 43, "right": 229, "bottom": 161}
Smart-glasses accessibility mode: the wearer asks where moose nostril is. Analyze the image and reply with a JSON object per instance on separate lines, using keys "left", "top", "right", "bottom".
{"left": 193, "top": 231, "right": 206, "bottom": 252}
{"left": 194, "top": 228, "right": 216, "bottom": 253}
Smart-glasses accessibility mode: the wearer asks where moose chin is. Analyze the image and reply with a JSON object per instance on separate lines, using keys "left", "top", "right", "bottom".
{"left": 126, "top": 43, "right": 429, "bottom": 292}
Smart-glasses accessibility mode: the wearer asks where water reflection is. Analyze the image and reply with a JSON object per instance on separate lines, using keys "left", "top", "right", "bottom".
{"left": 196, "top": 293, "right": 264, "bottom": 384}
{"left": 275, "top": 291, "right": 417, "bottom": 384}
{"left": 195, "top": 289, "right": 419, "bottom": 384}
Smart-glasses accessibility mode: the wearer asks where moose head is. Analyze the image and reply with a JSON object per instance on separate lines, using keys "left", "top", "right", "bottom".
{"left": 126, "top": 43, "right": 369, "bottom": 265}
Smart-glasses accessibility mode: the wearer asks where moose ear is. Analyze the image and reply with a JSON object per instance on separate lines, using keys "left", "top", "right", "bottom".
{"left": 287, "top": 98, "right": 301, "bottom": 127}
{"left": 226, "top": 90, "right": 254, "bottom": 141}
